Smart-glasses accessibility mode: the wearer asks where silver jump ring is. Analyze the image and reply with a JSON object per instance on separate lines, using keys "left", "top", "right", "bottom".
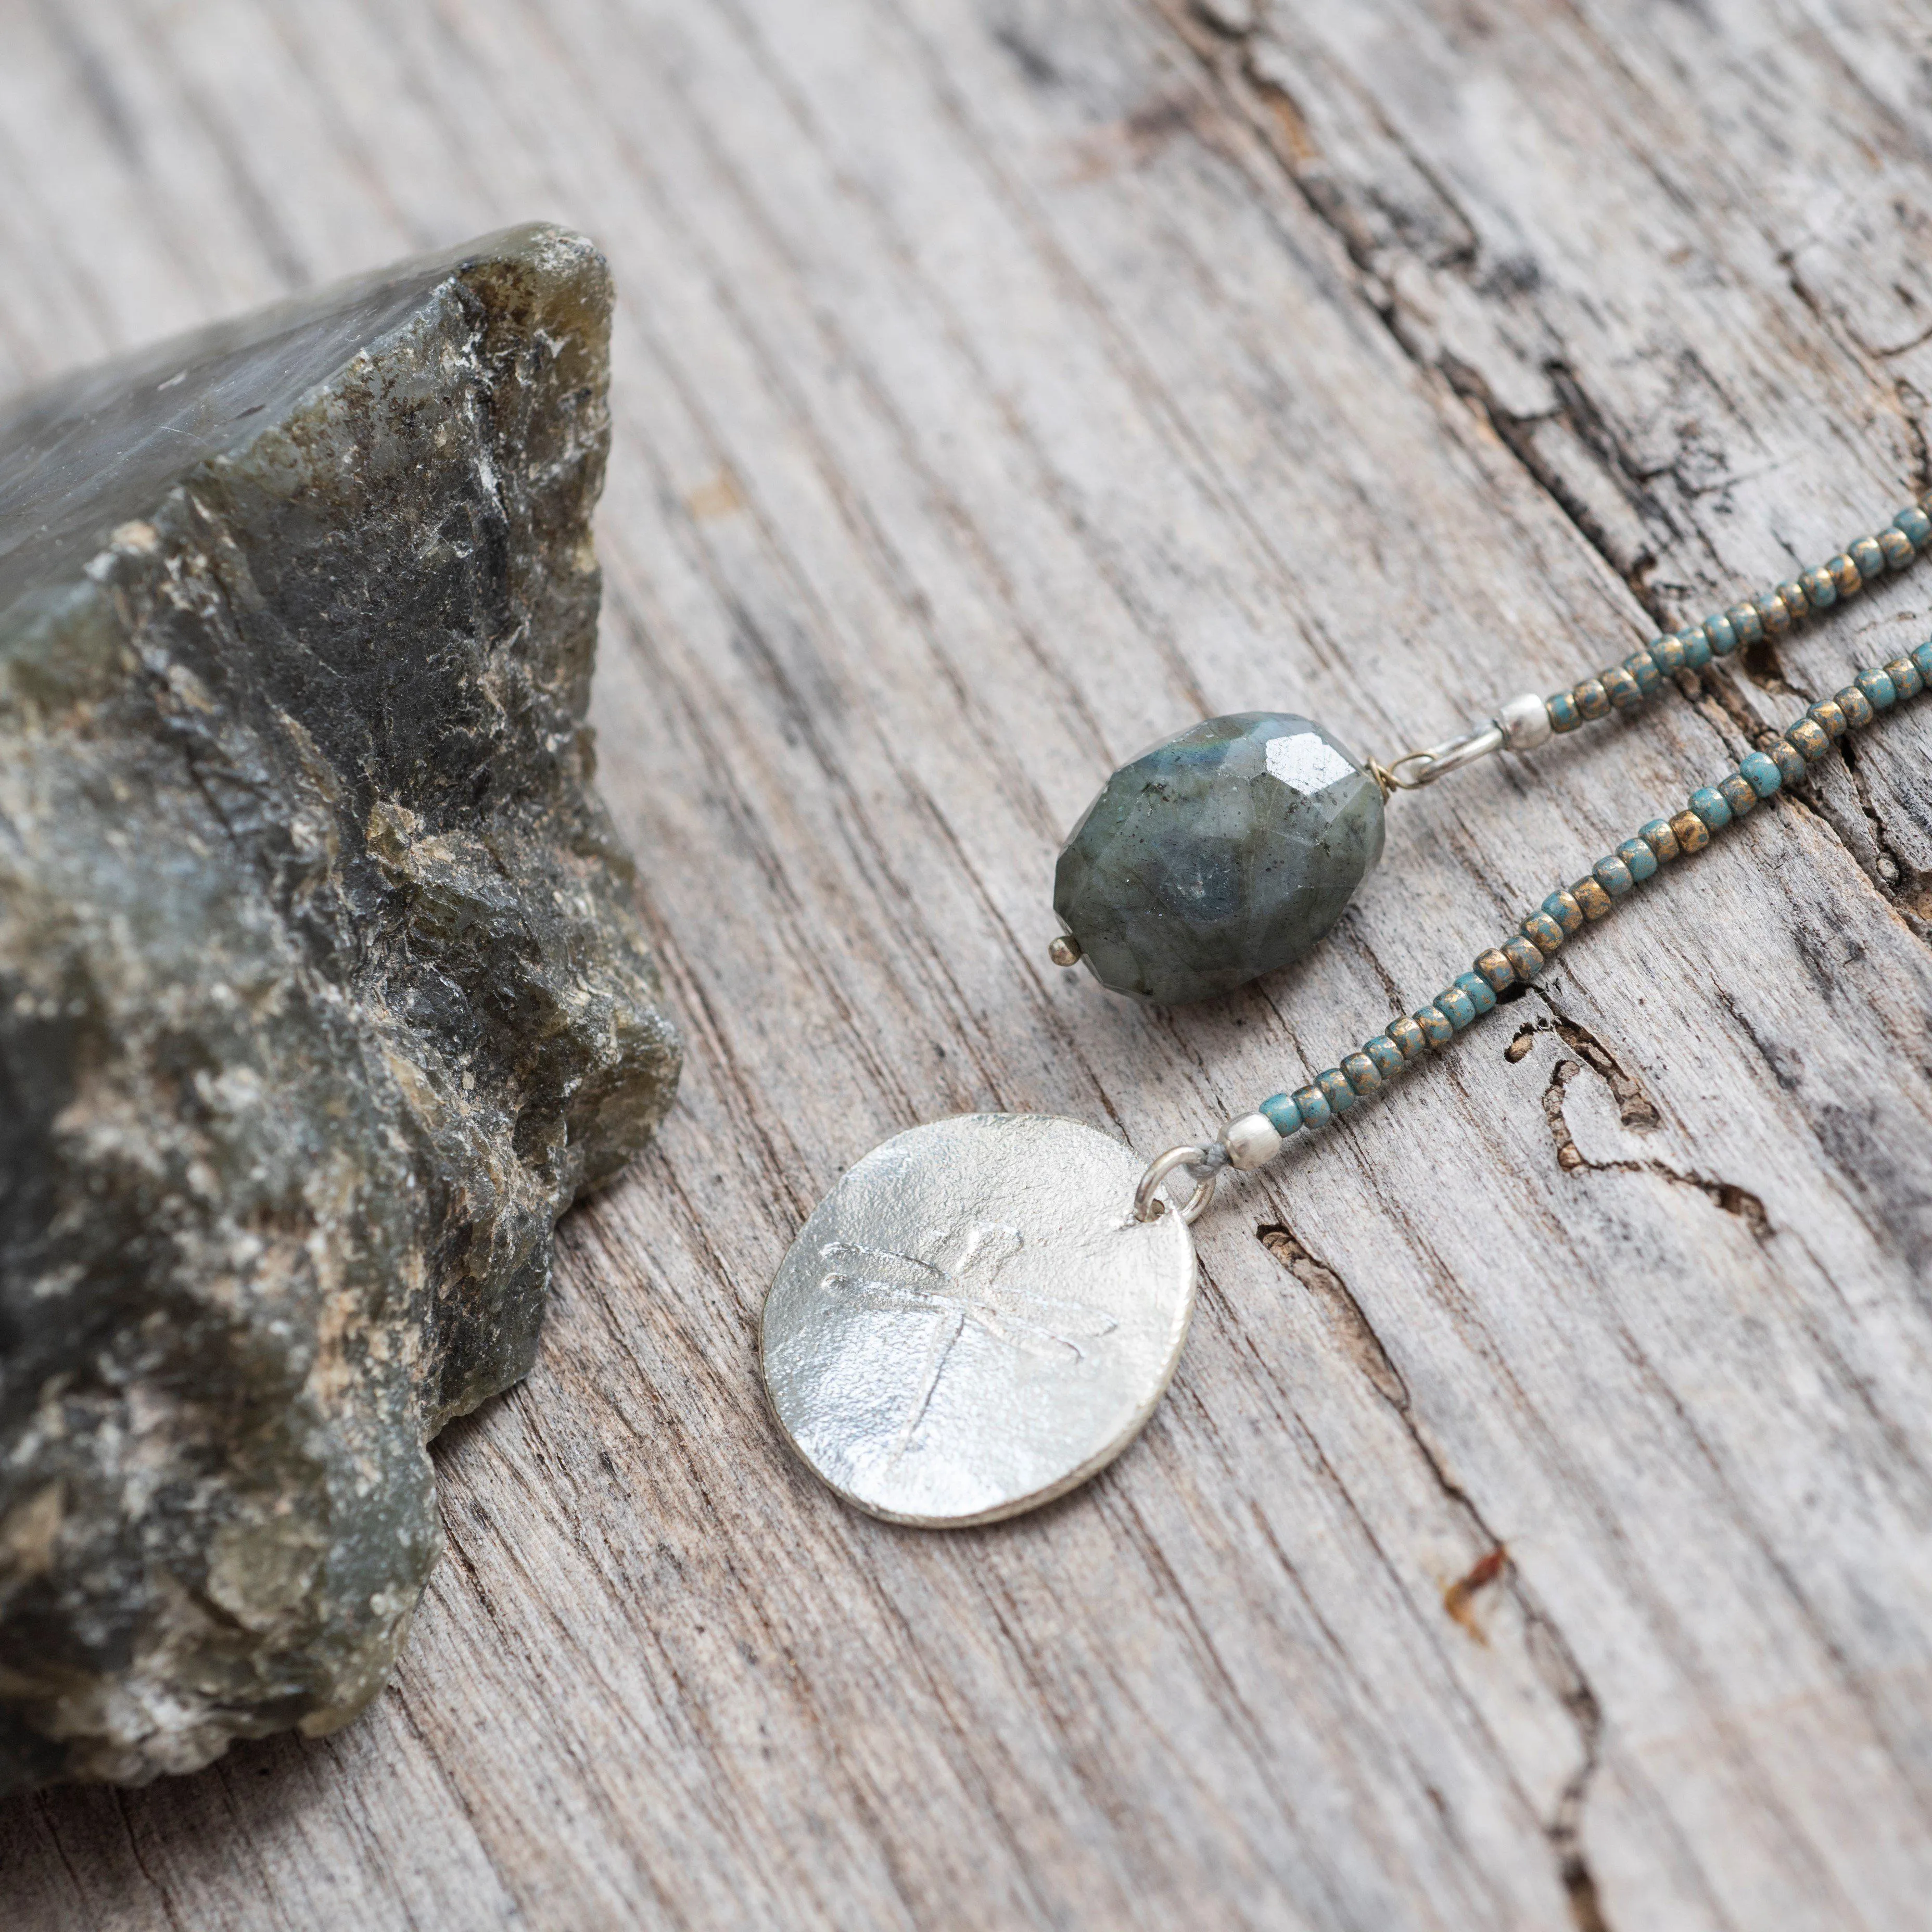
{"left": 1133, "top": 1145, "right": 1217, "bottom": 1225}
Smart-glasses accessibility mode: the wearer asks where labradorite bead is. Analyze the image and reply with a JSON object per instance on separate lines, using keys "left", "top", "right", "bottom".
{"left": 1690, "top": 785, "right": 1733, "bottom": 830}
{"left": 1640, "top": 818, "right": 1679, "bottom": 862}
{"left": 1389, "top": 1014, "right": 1428, "bottom": 1060}
{"left": 1054, "top": 712, "right": 1386, "bottom": 1005}
{"left": 1671, "top": 808, "right": 1710, "bottom": 854}
{"left": 1454, "top": 972, "right": 1497, "bottom": 1016}
{"left": 1365, "top": 1035, "right": 1404, "bottom": 1078}
{"left": 1546, "top": 690, "right": 1581, "bottom": 732}
{"left": 1739, "top": 751, "right": 1782, "bottom": 797}
{"left": 1888, "top": 656, "right": 1924, "bottom": 701}
{"left": 1437, "top": 985, "right": 1478, "bottom": 1029}
{"left": 1543, "top": 888, "right": 1585, "bottom": 934}
{"left": 1617, "top": 836, "right": 1658, "bottom": 882}
{"left": 1594, "top": 854, "right": 1635, "bottom": 897}
{"left": 1317, "top": 1067, "right": 1356, "bottom": 1113}
{"left": 1261, "top": 1092, "right": 1302, "bottom": 1136}
{"left": 1650, "top": 634, "right": 1685, "bottom": 675}
{"left": 1502, "top": 935, "right": 1544, "bottom": 981}
{"left": 1294, "top": 1084, "right": 1332, "bottom": 1130}
{"left": 1771, "top": 741, "right": 1807, "bottom": 786}
{"left": 1342, "top": 1051, "right": 1382, "bottom": 1096}
{"left": 1415, "top": 1004, "right": 1454, "bottom": 1047}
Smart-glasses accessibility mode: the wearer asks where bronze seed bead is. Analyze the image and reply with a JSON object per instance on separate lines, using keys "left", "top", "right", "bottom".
{"left": 1758, "top": 591, "right": 1792, "bottom": 634}
{"left": 1811, "top": 698, "right": 1848, "bottom": 739}
{"left": 1388, "top": 1014, "right": 1428, "bottom": 1061}
{"left": 1837, "top": 684, "right": 1875, "bottom": 730}
{"left": 1475, "top": 948, "right": 1516, "bottom": 993}
{"left": 1642, "top": 818, "right": 1680, "bottom": 863}
{"left": 1521, "top": 911, "right": 1566, "bottom": 954}
{"left": 1779, "top": 577, "right": 1810, "bottom": 618}
{"left": 1544, "top": 888, "right": 1585, "bottom": 934}
{"left": 1886, "top": 655, "right": 1925, "bottom": 701}
{"left": 1603, "top": 664, "right": 1642, "bottom": 710}
{"left": 1726, "top": 603, "right": 1764, "bottom": 646}
{"left": 1785, "top": 716, "right": 1831, "bottom": 760}
{"left": 1828, "top": 552, "right": 1862, "bottom": 596}
{"left": 1571, "top": 877, "right": 1615, "bottom": 921}
{"left": 1574, "top": 678, "right": 1610, "bottom": 721}
{"left": 1502, "top": 935, "right": 1545, "bottom": 981}
{"left": 1879, "top": 528, "right": 1914, "bottom": 570}
{"left": 1670, "top": 808, "right": 1711, "bottom": 854}
{"left": 1850, "top": 535, "right": 1887, "bottom": 581}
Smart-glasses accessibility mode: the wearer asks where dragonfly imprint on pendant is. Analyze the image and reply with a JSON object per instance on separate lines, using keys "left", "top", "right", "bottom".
{"left": 817, "top": 1222, "right": 1120, "bottom": 1463}
{"left": 762, "top": 1115, "right": 1199, "bottom": 1528}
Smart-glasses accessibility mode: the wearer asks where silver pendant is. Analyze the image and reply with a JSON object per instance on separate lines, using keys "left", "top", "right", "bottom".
{"left": 761, "top": 1114, "right": 1198, "bottom": 1527}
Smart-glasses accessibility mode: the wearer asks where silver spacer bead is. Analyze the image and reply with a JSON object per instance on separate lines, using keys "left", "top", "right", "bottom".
{"left": 1048, "top": 933, "right": 1083, "bottom": 967}
{"left": 1222, "top": 1111, "right": 1284, "bottom": 1171}
{"left": 1497, "top": 690, "right": 1553, "bottom": 751}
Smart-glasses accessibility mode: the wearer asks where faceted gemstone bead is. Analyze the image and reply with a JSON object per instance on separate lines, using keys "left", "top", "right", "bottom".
{"left": 1054, "top": 713, "right": 1386, "bottom": 1005}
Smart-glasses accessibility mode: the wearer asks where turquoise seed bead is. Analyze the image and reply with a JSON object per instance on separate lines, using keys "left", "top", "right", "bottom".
{"left": 1727, "top": 604, "right": 1764, "bottom": 645}
{"left": 1650, "top": 634, "right": 1686, "bottom": 675}
{"left": 1718, "top": 773, "right": 1758, "bottom": 817}
{"left": 1522, "top": 911, "right": 1565, "bottom": 952}
{"left": 1759, "top": 590, "right": 1793, "bottom": 634}
{"left": 1546, "top": 690, "right": 1581, "bottom": 732}
{"left": 1603, "top": 665, "right": 1641, "bottom": 710}
{"left": 1857, "top": 668, "right": 1896, "bottom": 710}
{"left": 1801, "top": 565, "right": 1837, "bottom": 609}
{"left": 1690, "top": 786, "right": 1733, "bottom": 831}
{"left": 1617, "top": 836, "right": 1658, "bottom": 882}
{"left": 1771, "top": 741, "right": 1806, "bottom": 786}
{"left": 1836, "top": 685, "right": 1875, "bottom": 731}
{"left": 1811, "top": 698, "right": 1848, "bottom": 739}
{"left": 1261, "top": 1092, "right": 1302, "bottom": 1137}
{"left": 1542, "top": 888, "right": 1585, "bottom": 935}
{"left": 1704, "top": 614, "right": 1737, "bottom": 656}
{"left": 1888, "top": 656, "right": 1924, "bottom": 701}
{"left": 1502, "top": 935, "right": 1544, "bottom": 981}
{"left": 1673, "top": 809, "right": 1710, "bottom": 854}
{"left": 1434, "top": 985, "right": 1478, "bottom": 1031}
{"left": 1593, "top": 854, "right": 1635, "bottom": 897}
{"left": 1389, "top": 1014, "right": 1428, "bottom": 1060}
{"left": 1317, "top": 1068, "right": 1356, "bottom": 1113}
{"left": 1455, "top": 972, "right": 1498, "bottom": 1015}
{"left": 1829, "top": 553, "right": 1862, "bottom": 596}
{"left": 1739, "top": 751, "right": 1782, "bottom": 797}
{"left": 1294, "top": 1084, "right": 1331, "bottom": 1130}
{"left": 1627, "top": 651, "right": 1661, "bottom": 695}
{"left": 1574, "top": 679, "right": 1610, "bottom": 720}
{"left": 1342, "top": 1052, "right": 1382, "bottom": 1097}
{"left": 1777, "top": 578, "right": 1809, "bottom": 618}
{"left": 1639, "top": 817, "right": 1679, "bottom": 862}
{"left": 1415, "top": 1006, "right": 1455, "bottom": 1048}
{"left": 1365, "top": 1035, "right": 1404, "bottom": 1078}
{"left": 1896, "top": 505, "right": 1932, "bottom": 548}
{"left": 1678, "top": 627, "right": 1712, "bottom": 669}
{"left": 1914, "top": 640, "right": 1932, "bottom": 681}
{"left": 1850, "top": 536, "right": 1887, "bottom": 581}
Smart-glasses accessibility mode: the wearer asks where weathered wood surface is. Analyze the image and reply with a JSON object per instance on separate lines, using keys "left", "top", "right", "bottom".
{"left": 5, "top": 1, "right": 1932, "bottom": 1925}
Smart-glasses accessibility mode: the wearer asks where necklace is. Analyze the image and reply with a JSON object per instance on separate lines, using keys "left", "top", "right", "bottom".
{"left": 761, "top": 498, "right": 1932, "bottom": 1529}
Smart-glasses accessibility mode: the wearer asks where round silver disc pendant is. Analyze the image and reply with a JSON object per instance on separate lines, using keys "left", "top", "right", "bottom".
{"left": 761, "top": 1114, "right": 1198, "bottom": 1528}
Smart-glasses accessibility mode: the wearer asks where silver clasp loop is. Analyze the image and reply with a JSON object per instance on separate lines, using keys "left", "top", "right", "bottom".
{"left": 1133, "top": 1146, "right": 1218, "bottom": 1225}
{"left": 1376, "top": 719, "right": 1505, "bottom": 792}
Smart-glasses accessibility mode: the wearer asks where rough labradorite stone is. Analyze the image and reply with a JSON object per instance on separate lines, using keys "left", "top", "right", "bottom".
{"left": 1053, "top": 713, "right": 1385, "bottom": 1005}
{"left": 0, "top": 225, "right": 680, "bottom": 1792}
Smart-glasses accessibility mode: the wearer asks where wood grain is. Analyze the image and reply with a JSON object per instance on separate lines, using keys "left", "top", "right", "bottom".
{"left": 4, "top": 0, "right": 1932, "bottom": 1925}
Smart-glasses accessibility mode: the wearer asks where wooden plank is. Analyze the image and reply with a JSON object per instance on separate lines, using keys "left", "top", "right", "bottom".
{"left": 3, "top": 0, "right": 1931, "bottom": 1925}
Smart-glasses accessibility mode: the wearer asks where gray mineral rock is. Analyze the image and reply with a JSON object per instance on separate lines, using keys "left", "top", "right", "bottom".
{"left": 0, "top": 224, "right": 680, "bottom": 1793}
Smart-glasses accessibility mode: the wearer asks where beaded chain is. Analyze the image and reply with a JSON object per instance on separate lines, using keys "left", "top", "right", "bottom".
{"left": 1174, "top": 494, "right": 1932, "bottom": 1199}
